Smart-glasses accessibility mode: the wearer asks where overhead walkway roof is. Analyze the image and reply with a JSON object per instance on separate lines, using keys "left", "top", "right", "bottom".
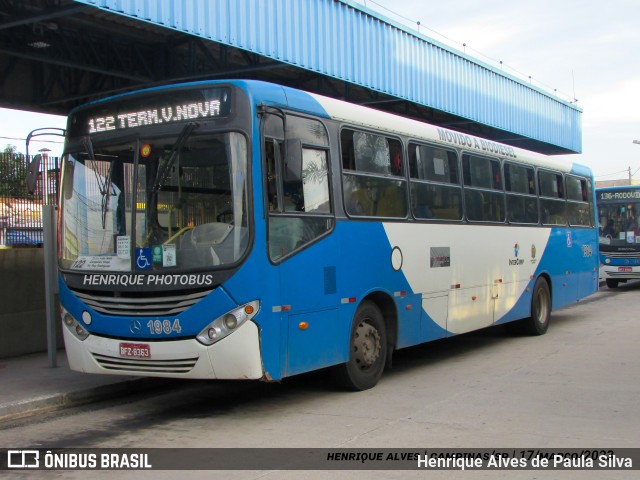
{"left": 0, "top": 0, "right": 582, "bottom": 154}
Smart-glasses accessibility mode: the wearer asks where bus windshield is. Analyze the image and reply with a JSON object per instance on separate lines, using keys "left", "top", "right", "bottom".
{"left": 598, "top": 198, "right": 640, "bottom": 247}
{"left": 59, "top": 130, "right": 249, "bottom": 272}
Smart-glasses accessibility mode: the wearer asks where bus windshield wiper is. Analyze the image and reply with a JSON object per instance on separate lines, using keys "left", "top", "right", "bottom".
{"left": 100, "top": 161, "right": 116, "bottom": 229}
{"left": 83, "top": 136, "right": 116, "bottom": 229}
{"left": 153, "top": 122, "right": 197, "bottom": 192}
{"left": 83, "top": 137, "right": 104, "bottom": 195}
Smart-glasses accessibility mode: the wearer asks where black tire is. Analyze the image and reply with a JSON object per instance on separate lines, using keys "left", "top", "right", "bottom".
{"left": 606, "top": 279, "right": 619, "bottom": 289}
{"left": 522, "top": 277, "right": 551, "bottom": 335}
{"left": 333, "top": 300, "right": 387, "bottom": 391}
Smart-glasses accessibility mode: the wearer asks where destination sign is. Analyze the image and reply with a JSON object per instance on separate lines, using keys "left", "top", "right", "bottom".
{"left": 69, "top": 87, "right": 232, "bottom": 136}
{"left": 88, "top": 100, "right": 223, "bottom": 133}
{"left": 598, "top": 189, "right": 640, "bottom": 201}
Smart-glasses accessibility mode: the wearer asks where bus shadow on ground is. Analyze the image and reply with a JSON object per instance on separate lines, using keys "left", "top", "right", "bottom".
{"left": 600, "top": 279, "right": 640, "bottom": 293}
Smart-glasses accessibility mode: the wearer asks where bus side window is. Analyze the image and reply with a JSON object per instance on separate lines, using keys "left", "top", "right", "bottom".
{"left": 282, "top": 148, "right": 331, "bottom": 214}
{"left": 462, "top": 154, "right": 505, "bottom": 223}
{"left": 265, "top": 140, "right": 281, "bottom": 212}
{"left": 341, "top": 129, "right": 407, "bottom": 218}
{"left": 566, "top": 175, "right": 593, "bottom": 227}
{"left": 505, "top": 162, "right": 538, "bottom": 224}
{"left": 268, "top": 147, "right": 333, "bottom": 261}
{"left": 266, "top": 115, "right": 333, "bottom": 262}
{"left": 408, "top": 143, "right": 462, "bottom": 221}
{"left": 539, "top": 170, "right": 567, "bottom": 225}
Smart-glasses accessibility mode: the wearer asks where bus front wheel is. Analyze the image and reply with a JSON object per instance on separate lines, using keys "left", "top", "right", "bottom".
{"left": 334, "top": 300, "right": 387, "bottom": 391}
{"left": 606, "top": 279, "right": 619, "bottom": 289}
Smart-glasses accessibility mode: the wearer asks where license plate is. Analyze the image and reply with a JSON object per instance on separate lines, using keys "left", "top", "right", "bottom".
{"left": 119, "top": 343, "right": 151, "bottom": 358}
{"left": 618, "top": 266, "right": 633, "bottom": 272}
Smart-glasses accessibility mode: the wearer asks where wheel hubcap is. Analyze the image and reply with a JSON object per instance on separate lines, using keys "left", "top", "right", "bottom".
{"left": 353, "top": 321, "right": 381, "bottom": 368}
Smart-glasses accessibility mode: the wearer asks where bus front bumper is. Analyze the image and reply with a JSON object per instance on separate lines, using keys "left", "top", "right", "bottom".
{"left": 63, "top": 320, "right": 264, "bottom": 380}
{"left": 601, "top": 265, "right": 640, "bottom": 281}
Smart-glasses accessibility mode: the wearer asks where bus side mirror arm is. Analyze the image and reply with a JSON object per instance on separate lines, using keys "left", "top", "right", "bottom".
{"left": 25, "top": 127, "right": 66, "bottom": 194}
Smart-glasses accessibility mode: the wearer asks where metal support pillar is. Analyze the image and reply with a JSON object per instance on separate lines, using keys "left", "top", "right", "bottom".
{"left": 43, "top": 204, "right": 58, "bottom": 368}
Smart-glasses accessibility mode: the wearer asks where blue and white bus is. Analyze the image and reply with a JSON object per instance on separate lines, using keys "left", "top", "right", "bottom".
{"left": 597, "top": 185, "right": 640, "bottom": 288}
{"left": 58, "top": 80, "right": 599, "bottom": 390}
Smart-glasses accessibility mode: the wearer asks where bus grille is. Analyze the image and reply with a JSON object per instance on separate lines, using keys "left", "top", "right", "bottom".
{"left": 92, "top": 353, "right": 198, "bottom": 374}
{"left": 607, "top": 272, "right": 639, "bottom": 279}
{"left": 70, "top": 288, "right": 213, "bottom": 317}
{"left": 601, "top": 252, "right": 640, "bottom": 259}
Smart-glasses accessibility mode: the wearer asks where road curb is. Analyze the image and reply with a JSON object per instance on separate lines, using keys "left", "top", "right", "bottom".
{"left": 0, "top": 378, "right": 168, "bottom": 423}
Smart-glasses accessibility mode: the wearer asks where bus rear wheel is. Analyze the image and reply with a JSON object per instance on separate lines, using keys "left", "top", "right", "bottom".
{"left": 523, "top": 277, "right": 551, "bottom": 335}
{"left": 334, "top": 300, "right": 387, "bottom": 391}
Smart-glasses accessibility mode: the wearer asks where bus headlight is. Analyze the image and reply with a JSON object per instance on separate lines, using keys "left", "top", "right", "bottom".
{"left": 196, "top": 301, "right": 260, "bottom": 346}
{"left": 61, "top": 306, "right": 90, "bottom": 341}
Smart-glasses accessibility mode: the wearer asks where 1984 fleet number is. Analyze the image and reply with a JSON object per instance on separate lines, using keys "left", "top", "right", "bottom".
{"left": 147, "top": 319, "right": 182, "bottom": 335}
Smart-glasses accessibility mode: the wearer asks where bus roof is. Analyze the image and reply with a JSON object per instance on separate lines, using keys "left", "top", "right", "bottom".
{"left": 71, "top": 79, "right": 593, "bottom": 178}
{"left": 304, "top": 89, "right": 591, "bottom": 177}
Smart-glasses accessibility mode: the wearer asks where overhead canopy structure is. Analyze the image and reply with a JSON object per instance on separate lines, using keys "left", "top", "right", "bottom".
{"left": 0, "top": 0, "right": 582, "bottom": 154}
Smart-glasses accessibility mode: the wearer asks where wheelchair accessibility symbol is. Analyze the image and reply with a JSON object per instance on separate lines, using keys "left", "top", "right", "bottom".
{"left": 136, "top": 248, "right": 153, "bottom": 270}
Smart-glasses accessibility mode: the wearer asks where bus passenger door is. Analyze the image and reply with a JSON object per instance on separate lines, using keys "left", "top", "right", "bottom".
{"left": 264, "top": 132, "right": 341, "bottom": 377}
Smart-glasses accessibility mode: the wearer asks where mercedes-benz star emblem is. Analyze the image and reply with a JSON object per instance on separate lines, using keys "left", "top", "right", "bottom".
{"left": 129, "top": 320, "right": 142, "bottom": 334}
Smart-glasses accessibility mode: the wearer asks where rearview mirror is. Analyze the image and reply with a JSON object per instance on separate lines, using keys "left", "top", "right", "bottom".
{"left": 26, "top": 154, "right": 42, "bottom": 194}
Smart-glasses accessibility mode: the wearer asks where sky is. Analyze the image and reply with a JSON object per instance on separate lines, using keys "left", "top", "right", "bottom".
{"left": 1, "top": 0, "right": 639, "bottom": 181}
{"left": 0, "top": 108, "right": 66, "bottom": 157}
{"left": 368, "top": 0, "right": 640, "bottom": 181}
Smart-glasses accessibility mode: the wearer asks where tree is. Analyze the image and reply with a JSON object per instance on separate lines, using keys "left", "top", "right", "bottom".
{"left": 0, "top": 145, "right": 28, "bottom": 199}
